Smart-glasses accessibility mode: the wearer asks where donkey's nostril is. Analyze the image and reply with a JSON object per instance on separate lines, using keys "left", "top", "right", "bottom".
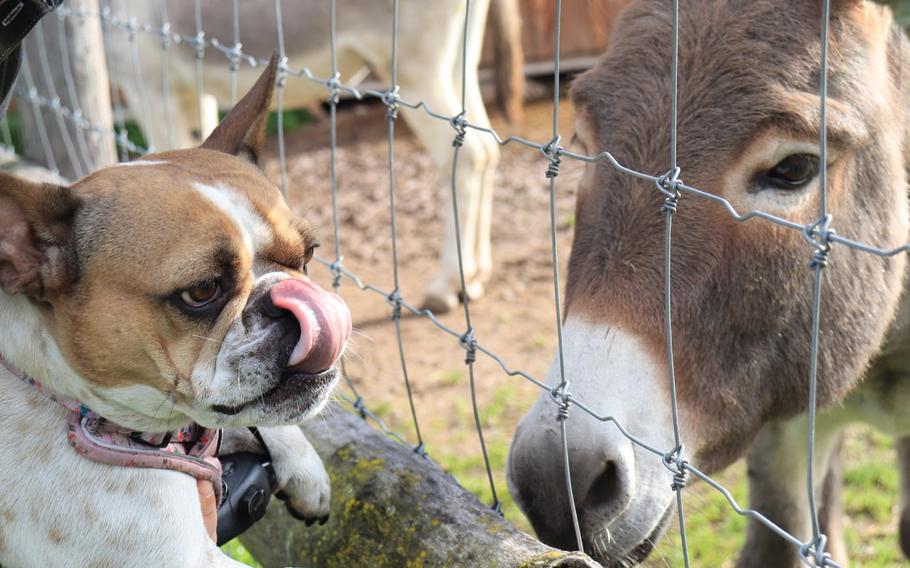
{"left": 585, "top": 461, "right": 620, "bottom": 509}
{"left": 581, "top": 459, "right": 632, "bottom": 521}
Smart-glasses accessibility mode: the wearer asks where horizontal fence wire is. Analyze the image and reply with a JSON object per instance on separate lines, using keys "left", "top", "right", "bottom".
{"left": 8, "top": 0, "right": 888, "bottom": 565}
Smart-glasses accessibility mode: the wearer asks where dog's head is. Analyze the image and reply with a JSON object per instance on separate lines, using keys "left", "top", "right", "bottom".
{"left": 0, "top": 55, "right": 351, "bottom": 431}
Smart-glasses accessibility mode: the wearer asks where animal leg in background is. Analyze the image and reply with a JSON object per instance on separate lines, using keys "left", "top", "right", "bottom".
{"left": 386, "top": 61, "right": 494, "bottom": 312}
{"left": 739, "top": 416, "right": 846, "bottom": 568}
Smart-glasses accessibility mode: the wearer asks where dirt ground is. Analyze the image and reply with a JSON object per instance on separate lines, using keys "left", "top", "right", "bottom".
{"left": 260, "top": 98, "right": 580, "bottom": 525}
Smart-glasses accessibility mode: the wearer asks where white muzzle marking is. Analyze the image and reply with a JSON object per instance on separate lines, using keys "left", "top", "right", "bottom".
{"left": 508, "top": 315, "right": 686, "bottom": 557}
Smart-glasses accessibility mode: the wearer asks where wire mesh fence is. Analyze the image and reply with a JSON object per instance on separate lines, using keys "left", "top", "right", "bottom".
{"left": 8, "top": 0, "right": 904, "bottom": 566}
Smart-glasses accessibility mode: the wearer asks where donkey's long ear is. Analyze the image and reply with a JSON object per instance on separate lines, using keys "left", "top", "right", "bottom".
{"left": 201, "top": 52, "right": 279, "bottom": 165}
{"left": 0, "top": 171, "right": 78, "bottom": 298}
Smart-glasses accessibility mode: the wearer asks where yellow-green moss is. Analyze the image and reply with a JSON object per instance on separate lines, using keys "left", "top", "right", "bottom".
{"left": 517, "top": 550, "right": 572, "bottom": 567}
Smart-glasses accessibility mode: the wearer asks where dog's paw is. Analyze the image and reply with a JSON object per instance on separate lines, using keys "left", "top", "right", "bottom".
{"left": 273, "top": 444, "right": 332, "bottom": 523}
{"left": 256, "top": 426, "right": 332, "bottom": 523}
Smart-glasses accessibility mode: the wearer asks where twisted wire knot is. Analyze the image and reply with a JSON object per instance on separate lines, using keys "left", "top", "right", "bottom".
{"left": 799, "top": 534, "right": 830, "bottom": 567}
{"left": 159, "top": 23, "right": 172, "bottom": 48}
{"left": 322, "top": 73, "right": 342, "bottom": 104}
{"left": 803, "top": 214, "right": 835, "bottom": 270}
{"left": 383, "top": 87, "right": 400, "bottom": 121}
{"left": 547, "top": 387, "right": 572, "bottom": 422}
{"left": 810, "top": 248, "right": 830, "bottom": 270}
{"left": 459, "top": 327, "right": 477, "bottom": 365}
{"left": 227, "top": 43, "right": 243, "bottom": 71}
{"left": 125, "top": 16, "right": 138, "bottom": 39}
{"left": 555, "top": 399, "right": 571, "bottom": 422}
{"left": 662, "top": 445, "right": 688, "bottom": 491}
{"left": 656, "top": 167, "right": 682, "bottom": 196}
{"left": 329, "top": 258, "right": 344, "bottom": 290}
{"left": 387, "top": 289, "right": 402, "bottom": 321}
{"left": 193, "top": 31, "right": 206, "bottom": 60}
{"left": 541, "top": 136, "right": 562, "bottom": 179}
{"left": 451, "top": 112, "right": 467, "bottom": 148}
{"left": 99, "top": 6, "right": 111, "bottom": 30}
{"left": 275, "top": 56, "right": 292, "bottom": 89}
{"left": 656, "top": 167, "right": 682, "bottom": 215}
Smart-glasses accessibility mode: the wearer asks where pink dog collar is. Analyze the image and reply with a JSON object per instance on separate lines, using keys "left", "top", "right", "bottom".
{"left": 0, "top": 355, "right": 222, "bottom": 503}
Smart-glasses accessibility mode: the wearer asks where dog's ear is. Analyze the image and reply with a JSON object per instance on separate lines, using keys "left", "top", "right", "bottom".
{"left": 0, "top": 171, "right": 78, "bottom": 298}
{"left": 201, "top": 52, "right": 279, "bottom": 166}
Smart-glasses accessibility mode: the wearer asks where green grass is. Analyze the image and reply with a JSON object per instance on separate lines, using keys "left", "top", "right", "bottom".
{"left": 222, "top": 540, "right": 262, "bottom": 567}
{"left": 1, "top": 112, "right": 23, "bottom": 154}
{"left": 222, "top": 107, "right": 316, "bottom": 137}
{"left": 266, "top": 108, "right": 316, "bottom": 136}
{"left": 224, "top": 403, "right": 905, "bottom": 567}
{"left": 437, "top": 368, "right": 465, "bottom": 387}
{"left": 646, "top": 425, "right": 902, "bottom": 567}
{"left": 883, "top": 0, "right": 910, "bottom": 26}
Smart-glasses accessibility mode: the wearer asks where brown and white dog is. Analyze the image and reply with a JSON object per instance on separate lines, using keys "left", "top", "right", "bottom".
{"left": 0, "top": 56, "right": 350, "bottom": 566}
{"left": 509, "top": 1, "right": 910, "bottom": 566}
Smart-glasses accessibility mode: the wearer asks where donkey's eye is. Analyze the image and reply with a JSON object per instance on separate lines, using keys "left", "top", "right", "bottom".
{"left": 759, "top": 154, "right": 820, "bottom": 190}
{"left": 179, "top": 281, "right": 222, "bottom": 309}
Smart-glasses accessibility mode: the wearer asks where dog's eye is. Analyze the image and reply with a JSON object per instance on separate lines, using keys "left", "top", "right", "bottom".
{"left": 301, "top": 242, "right": 320, "bottom": 275}
{"left": 756, "top": 154, "right": 820, "bottom": 190}
{"left": 303, "top": 242, "right": 320, "bottom": 265}
{"left": 179, "top": 281, "right": 222, "bottom": 309}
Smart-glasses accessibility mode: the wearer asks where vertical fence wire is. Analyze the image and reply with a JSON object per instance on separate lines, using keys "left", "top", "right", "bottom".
{"left": 31, "top": 22, "right": 84, "bottom": 177}
{"left": 229, "top": 0, "right": 240, "bottom": 107}
{"left": 661, "top": 1, "right": 691, "bottom": 565}
{"left": 450, "top": 0, "right": 500, "bottom": 512}
{"left": 125, "top": 0, "right": 154, "bottom": 152}
{"left": 273, "top": 0, "right": 288, "bottom": 195}
{"left": 158, "top": 0, "right": 174, "bottom": 149}
{"left": 192, "top": 0, "right": 206, "bottom": 143}
{"left": 18, "top": 52, "right": 58, "bottom": 174}
{"left": 543, "top": 0, "right": 584, "bottom": 553}
{"left": 55, "top": 9, "right": 95, "bottom": 171}
{"left": 98, "top": 0, "right": 129, "bottom": 162}
{"left": 327, "top": 0, "right": 341, "bottom": 278}
{"left": 322, "top": 0, "right": 360, "bottom": 401}
{"left": 803, "top": 0, "right": 833, "bottom": 564}
{"left": 383, "top": 0, "right": 425, "bottom": 454}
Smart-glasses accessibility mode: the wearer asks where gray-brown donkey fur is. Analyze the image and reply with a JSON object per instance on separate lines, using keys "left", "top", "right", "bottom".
{"left": 507, "top": 1, "right": 910, "bottom": 566}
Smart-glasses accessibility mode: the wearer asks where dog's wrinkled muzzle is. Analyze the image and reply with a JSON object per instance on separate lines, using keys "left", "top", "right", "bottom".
{"left": 270, "top": 278, "right": 352, "bottom": 374}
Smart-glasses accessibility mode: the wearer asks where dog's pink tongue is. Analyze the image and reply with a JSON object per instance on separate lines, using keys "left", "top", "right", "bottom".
{"left": 270, "top": 278, "right": 352, "bottom": 374}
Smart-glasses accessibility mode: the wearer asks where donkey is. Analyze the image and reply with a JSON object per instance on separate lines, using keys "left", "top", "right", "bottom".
{"left": 508, "top": 1, "right": 910, "bottom": 566}
{"left": 100, "top": 0, "right": 522, "bottom": 313}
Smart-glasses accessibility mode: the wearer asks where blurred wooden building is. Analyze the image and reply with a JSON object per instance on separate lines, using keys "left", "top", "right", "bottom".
{"left": 482, "top": 0, "right": 630, "bottom": 76}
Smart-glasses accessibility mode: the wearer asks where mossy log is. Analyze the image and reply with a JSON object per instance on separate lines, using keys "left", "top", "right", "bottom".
{"left": 240, "top": 406, "right": 600, "bottom": 568}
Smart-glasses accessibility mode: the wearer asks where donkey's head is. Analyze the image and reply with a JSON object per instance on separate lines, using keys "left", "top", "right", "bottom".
{"left": 508, "top": 0, "right": 910, "bottom": 563}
